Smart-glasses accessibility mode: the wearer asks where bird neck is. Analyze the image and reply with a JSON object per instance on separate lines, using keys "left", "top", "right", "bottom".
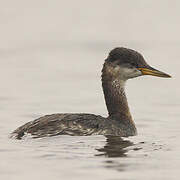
{"left": 101, "top": 62, "right": 133, "bottom": 122}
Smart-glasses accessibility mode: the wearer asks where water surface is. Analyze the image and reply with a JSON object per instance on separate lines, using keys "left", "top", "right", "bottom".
{"left": 0, "top": 1, "right": 180, "bottom": 180}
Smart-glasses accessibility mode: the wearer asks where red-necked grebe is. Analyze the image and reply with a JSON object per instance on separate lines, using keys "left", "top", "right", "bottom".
{"left": 11, "top": 47, "right": 171, "bottom": 139}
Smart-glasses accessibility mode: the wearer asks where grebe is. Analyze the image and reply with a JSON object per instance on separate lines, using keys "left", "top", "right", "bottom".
{"left": 11, "top": 47, "right": 171, "bottom": 139}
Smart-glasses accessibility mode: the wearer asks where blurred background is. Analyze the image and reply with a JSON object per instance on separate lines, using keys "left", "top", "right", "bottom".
{"left": 0, "top": 1, "right": 180, "bottom": 180}
{"left": 0, "top": 0, "right": 178, "bottom": 122}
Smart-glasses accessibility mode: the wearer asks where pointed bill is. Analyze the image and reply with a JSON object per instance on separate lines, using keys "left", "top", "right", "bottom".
{"left": 138, "top": 66, "right": 171, "bottom": 78}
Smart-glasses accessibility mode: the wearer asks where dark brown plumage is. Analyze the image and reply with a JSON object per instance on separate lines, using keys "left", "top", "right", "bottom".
{"left": 11, "top": 47, "right": 171, "bottom": 139}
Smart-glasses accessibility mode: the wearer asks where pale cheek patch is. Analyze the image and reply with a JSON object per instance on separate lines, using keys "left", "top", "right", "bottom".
{"left": 119, "top": 67, "right": 142, "bottom": 79}
{"left": 106, "top": 65, "right": 141, "bottom": 80}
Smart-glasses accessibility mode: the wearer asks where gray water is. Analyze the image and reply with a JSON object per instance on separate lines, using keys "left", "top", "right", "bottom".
{"left": 1, "top": 1, "right": 180, "bottom": 180}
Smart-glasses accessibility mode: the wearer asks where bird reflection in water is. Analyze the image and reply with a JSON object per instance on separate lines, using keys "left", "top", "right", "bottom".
{"left": 96, "top": 135, "right": 134, "bottom": 157}
{"left": 96, "top": 136, "right": 144, "bottom": 172}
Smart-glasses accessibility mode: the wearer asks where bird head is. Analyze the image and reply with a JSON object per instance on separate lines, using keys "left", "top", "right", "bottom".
{"left": 105, "top": 47, "right": 171, "bottom": 81}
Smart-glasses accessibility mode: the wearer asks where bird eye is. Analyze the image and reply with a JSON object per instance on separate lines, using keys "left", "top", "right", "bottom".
{"left": 128, "top": 62, "right": 137, "bottom": 69}
{"left": 130, "top": 62, "right": 136, "bottom": 67}
{"left": 127, "top": 63, "right": 135, "bottom": 69}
